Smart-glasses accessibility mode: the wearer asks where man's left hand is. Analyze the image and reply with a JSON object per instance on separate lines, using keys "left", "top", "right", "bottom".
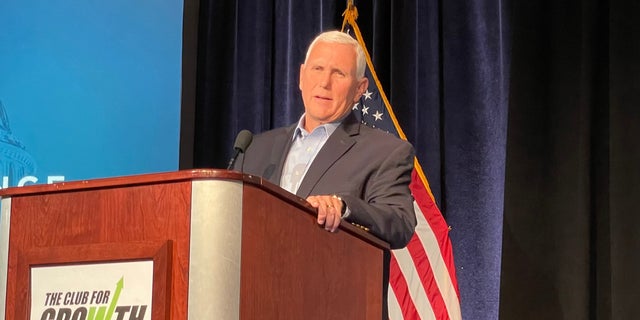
{"left": 306, "top": 195, "right": 344, "bottom": 232}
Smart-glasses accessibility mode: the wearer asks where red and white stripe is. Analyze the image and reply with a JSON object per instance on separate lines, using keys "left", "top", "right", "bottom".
{"left": 388, "top": 170, "right": 461, "bottom": 320}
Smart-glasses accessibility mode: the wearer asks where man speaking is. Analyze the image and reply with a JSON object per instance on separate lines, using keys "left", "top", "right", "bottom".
{"left": 235, "top": 30, "right": 416, "bottom": 250}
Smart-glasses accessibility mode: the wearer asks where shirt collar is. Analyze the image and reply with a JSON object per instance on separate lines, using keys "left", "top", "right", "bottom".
{"left": 291, "top": 113, "right": 343, "bottom": 141}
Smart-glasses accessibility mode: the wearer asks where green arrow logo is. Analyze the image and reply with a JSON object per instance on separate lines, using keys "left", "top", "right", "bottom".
{"left": 105, "top": 277, "right": 124, "bottom": 319}
{"left": 87, "top": 277, "right": 124, "bottom": 320}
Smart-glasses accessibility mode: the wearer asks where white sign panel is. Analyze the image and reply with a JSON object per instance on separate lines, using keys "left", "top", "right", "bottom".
{"left": 31, "top": 261, "right": 153, "bottom": 320}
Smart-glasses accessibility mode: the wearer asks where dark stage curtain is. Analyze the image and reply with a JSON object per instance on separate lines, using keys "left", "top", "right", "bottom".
{"left": 185, "top": 0, "right": 638, "bottom": 318}
{"left": 190, "top": 0, "right": 508, "bottom": 319}
{"left": 500, "top": 0, "right": 640, "bottom": 319}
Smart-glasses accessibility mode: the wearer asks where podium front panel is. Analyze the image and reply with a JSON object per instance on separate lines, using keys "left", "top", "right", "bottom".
{"left": 0, "top": 179, "right": 193, "bottom": 319}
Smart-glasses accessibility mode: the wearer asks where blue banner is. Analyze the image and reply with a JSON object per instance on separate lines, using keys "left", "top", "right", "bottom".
{"left": 0, "top": 1, "right": 183, "bottom": 188}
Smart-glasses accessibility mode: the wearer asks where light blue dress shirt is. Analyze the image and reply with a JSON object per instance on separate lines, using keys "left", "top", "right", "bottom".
{"left": 280, "top": 114, "right": 340, "bottom": 194}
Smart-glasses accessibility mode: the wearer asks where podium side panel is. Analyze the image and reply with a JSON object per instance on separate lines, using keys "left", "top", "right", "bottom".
{"left": 239, "top": 184, "right": 384, "bottom": 319}
{"left": 188, "top": 179, "right": 243, "bottom": 319}
{"left": 0, "top": 198, "right": 10, "bottom": 320}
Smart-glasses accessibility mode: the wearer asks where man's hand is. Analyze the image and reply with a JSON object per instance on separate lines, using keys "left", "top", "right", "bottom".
{"left": 306, "top": 194, "right": 344, "bottom": 232}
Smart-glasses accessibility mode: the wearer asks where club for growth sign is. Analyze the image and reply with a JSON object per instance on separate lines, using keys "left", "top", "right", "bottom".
{"left": 31, "top": 261, "right": 153, "bottom": 320}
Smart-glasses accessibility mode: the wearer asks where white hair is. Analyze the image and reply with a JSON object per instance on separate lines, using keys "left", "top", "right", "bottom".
{"left": 304, "top": 30, "right": 366, "bottom": 79}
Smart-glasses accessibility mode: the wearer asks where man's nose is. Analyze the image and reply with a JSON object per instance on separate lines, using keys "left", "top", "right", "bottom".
{"left": 319, "top": 72, "right": 331, "bottom": 88}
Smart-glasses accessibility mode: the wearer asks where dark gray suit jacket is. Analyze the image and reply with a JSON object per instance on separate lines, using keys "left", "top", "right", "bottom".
{"left": 235, "top": 112, "right": 417, "bottom": 249}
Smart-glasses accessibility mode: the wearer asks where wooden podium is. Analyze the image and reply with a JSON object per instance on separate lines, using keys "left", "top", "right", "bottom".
{"left": 0, "top": 169, "right": 388, "bottom": 319}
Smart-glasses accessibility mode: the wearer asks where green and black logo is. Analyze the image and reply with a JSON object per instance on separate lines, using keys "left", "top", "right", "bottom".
{"left": 39, "top": 277, "right": 148, "bottom": 320}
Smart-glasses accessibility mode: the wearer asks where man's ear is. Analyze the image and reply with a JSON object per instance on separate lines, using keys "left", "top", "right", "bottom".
{"left": 354, "top": 77, "right": 369, "bottom": 101}
{"left": 299, "top": 64, "right": 305, "bottom": 91}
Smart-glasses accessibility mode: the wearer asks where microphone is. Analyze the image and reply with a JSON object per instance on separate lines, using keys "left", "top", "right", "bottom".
{"left": 226, "top": 130, "right": 253, "bottom": 170}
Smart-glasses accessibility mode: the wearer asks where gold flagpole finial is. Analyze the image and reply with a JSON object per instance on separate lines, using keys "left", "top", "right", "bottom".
{"left": 341, "top": 0, "right": 358, "bottom": 32}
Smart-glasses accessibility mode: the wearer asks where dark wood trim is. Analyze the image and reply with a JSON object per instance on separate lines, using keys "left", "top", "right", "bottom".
{"left": 0, "top": 169, "right": 238, "bottom": 197}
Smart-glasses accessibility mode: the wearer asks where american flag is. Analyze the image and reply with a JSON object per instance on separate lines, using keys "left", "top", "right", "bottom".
{"left": 342, "top": 3, "right": 462, "bottom": 319}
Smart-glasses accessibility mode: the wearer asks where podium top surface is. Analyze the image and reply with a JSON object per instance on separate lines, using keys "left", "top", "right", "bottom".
{"left": 0, "top": 169, "right": 252, "bottom": 197}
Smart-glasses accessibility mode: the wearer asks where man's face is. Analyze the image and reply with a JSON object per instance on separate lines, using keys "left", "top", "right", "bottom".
{"left": 299, "top": 41, "right": 368, "bottom": 132}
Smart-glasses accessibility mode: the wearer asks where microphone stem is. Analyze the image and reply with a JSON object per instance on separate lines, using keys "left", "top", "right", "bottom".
{"left": 227, "top": 149, "right": 241, "bottom": 170}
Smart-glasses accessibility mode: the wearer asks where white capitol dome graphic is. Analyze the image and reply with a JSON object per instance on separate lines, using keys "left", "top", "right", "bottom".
{"left": 0, "top": 100, "right": 36, "bottom": 185}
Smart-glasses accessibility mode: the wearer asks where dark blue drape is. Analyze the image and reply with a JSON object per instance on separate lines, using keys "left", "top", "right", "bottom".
{"left": 188, "top": 0, "right": 640, "bottom": 318}
{"left": 191, "top": 1, "right": 508, "bottom": 319}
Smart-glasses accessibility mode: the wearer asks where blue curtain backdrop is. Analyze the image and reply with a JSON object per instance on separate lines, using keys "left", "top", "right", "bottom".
{"left": 187, "top": 0, "right": 639, "bottom": 318}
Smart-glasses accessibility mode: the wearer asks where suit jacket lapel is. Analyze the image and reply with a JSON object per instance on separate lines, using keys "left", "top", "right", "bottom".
{"left": 295, "top": 113, "right": 360, "bottom": 198}
{"left": 265, "top": 125, "right": 296, "bottom": 186}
